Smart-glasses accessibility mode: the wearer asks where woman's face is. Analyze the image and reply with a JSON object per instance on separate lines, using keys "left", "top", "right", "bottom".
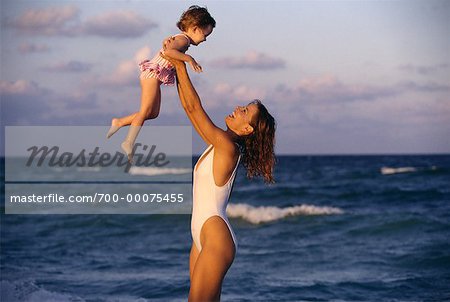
{"left": 225, "top": 103, "right": 259, "bottom": 136}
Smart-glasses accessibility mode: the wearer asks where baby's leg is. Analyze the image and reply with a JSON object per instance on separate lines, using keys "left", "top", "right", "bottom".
{"left": 132, "top": 77, "right": 161, "bottom": 125}
{"left": 107, "top": 78, "right": 162, "bottom": 138}
{"left": 115, "top": 113, "right": 138, "bottom": 127}
{"left": 106, "top": 114, "right": 136, "bottom": 138}
{"left": 118, "top": 88, "right": 161, "bottom": 125}
{"left": 121, "top": 77, "right": 161, "bottom": 161}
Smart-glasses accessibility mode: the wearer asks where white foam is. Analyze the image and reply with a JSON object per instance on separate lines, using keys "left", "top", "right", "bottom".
{"left": 128, "top": 166, "right": 191, "bottom": 176}
{"left": 52, "top": 167, "right": 101, "bottom": 172}
{"left": 76, "top": 167, "right": 101, "bottom": 172}
{"left": 1, "top": 280, "right": 85, "bottom": 302}
{"left": 226, "top": 203, "right": 344, "bottom": 224}
{"left": 380, "top": 166, "right": 417, "bottom": 175}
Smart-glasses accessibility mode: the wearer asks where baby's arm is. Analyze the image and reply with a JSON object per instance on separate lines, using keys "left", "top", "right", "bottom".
{"left": 163, "top": 37, "right": 202, "bottom": 73}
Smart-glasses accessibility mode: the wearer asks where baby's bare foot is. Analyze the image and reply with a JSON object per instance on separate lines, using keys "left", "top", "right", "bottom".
{"left": 106, "top": 118, "right": 121, "bottom": 139}
{"left": 112, "top": 118, "right": 120, "bottom": 127}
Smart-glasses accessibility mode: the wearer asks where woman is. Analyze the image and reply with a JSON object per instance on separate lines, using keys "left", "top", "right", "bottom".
{"left": 166, "top": 55, "right": 276, "bottom": 301}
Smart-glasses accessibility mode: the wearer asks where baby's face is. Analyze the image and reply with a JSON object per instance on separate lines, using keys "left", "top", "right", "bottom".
{"left": 190, "top": 25, "right": 214, "bottom": 46}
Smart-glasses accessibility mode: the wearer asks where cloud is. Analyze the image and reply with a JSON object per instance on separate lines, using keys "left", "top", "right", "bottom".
{"left": 18, "top": 42, "right": 50, "bottom": 54}
{"left": 398, "top": 81, "right": 450, "bottom": 93}
{"left": 99, "top": 60, "right": 137, "bottom": 86}
{"left": 270, "top": 75, "right": 400, "bottom": 104}
{"left": 5, "top": 5, "right": 157, "bottom": 38}
{"left": 1, "top": 80, "right": 53, "bottom": 125}
{"left": 266, "top": 76, "right": 449, "bottom": 108}
{"left": 134, "top": 46, "right": 152, "bottom": 64}
{"left": 181, "top": 75, "right": 448, "bottom": 144}
{"left": 3, "top": 72, "right": 448, "bottom": 154}
{"left": 83, "top": 46, "right": 151, "bottom": 88}
{"left": 210, "top": 51, "right": 286, "bottom": 70}
{"left": 5, "top": 5, "right": 80, "bottom": 36}
{"left": 0, "top": 80, "right": 106, "bottom": 126}
{"left": 42, "top": 60, "right": 93, "bottom": 73}
{"left": 399, "top": 63, "right": 449, "bottom": 75}
{"left": 166, "top": 74, "right": 447, "bottom": 132}
{"left": 82, "top": 11, "right": 157, "bottom": 38}
{"left": 211, "top": 82, "right": 266, "bottom": 105}
{"left": 0, "top": 80, "right": 48, "bottom": 96}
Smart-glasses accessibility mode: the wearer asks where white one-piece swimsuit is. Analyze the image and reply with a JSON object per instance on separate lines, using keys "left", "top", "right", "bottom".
{"left": 191, "top": 144, "right": 240, "bottom": 252}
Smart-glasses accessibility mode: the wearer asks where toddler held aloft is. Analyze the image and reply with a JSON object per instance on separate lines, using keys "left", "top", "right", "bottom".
{"left": 106, "top": 5, "right": 216, "bottom": 163}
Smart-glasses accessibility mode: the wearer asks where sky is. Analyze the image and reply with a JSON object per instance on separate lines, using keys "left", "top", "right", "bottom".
{"left": 1, "top": 0, "right": 449, "bottom": 155}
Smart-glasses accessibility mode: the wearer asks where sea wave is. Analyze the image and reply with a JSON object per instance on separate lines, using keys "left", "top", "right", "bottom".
{"left": 128, "top": 167, "right": 191, "bottom": 176}
{"left": 0, "top": 280, "right": 86, "bottom": 302}
{"left": 380, "top": 166, "right": 437, "bottom": 175}
{"left": 227, "top": 203, "right": 344, "bottom": 224}
{"left": 51, "top": 167, "right": 102, "bottom": 172}
{"left": 380, "top": 167, "right": 417, "bottom": 175}
{"left": 76, "top": 167, "right": 102, "bottom": 172}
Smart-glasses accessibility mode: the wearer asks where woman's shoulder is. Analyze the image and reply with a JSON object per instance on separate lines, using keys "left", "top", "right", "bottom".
{"left": 213, "top": 137, "right": 240, "bottom": 158}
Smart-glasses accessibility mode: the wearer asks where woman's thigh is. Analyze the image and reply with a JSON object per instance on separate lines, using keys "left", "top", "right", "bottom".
{"left": 189, "top": 216, "right": 235, "bottom": 301}
{"left": 189, "top": 243, "right": 199, "bottom": 281}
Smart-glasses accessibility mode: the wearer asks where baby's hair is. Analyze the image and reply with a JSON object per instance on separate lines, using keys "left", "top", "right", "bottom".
{"left": 177, "top": 5, "right": 216, "bottom": 31}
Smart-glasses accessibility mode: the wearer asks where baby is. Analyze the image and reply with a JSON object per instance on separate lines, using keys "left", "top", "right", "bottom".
{"left": 107, "top": 6, "right": 216, "bottom": 162}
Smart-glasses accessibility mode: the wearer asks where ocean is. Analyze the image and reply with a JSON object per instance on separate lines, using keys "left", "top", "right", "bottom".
{"left": 1, "top": 155, "right": 450, "bottom": 301}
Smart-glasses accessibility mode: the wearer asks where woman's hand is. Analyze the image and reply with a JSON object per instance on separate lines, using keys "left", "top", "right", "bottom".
{"left": 161, "top": 37, "right": 185, "bottom": 67}
{"left": 163, "top": 36, "right": 202, "bottom": 73}
{"left": 160, "top": 51, "right": 184, "bottom": 69}
{"left": 162, "top": 36, "right": 175, "bottom": 50}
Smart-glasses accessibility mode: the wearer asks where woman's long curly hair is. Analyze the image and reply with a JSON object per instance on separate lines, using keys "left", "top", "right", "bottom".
{"left": 239, "top": 100, "right": 276, "bottom": 184}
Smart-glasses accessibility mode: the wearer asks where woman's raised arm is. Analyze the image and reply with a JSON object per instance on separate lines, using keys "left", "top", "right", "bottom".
{"left": 175, "top": 74, "right": 211, "bottom": 145}
{"left": 171, "top": 59, "right": 230, "bottom": 148}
